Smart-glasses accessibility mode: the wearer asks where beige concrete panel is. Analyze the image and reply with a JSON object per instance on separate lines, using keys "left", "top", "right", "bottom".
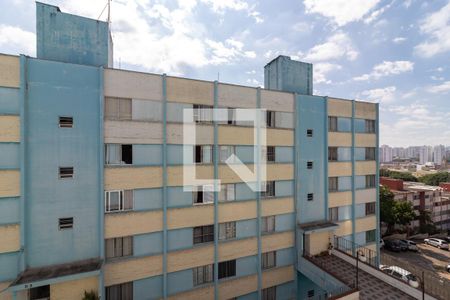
{"left": 355, "top": 133, "right": 376, "bottom": 147}
{"left": 261, "top": 197, "right": 294, "bottom": 216}
{"left": 167, "top": 123, "right": 213, "bottom": 145}
{"left": 168, "top": 205, "right": 214, "bottom": 229}
{"left": 267, "top": 128, "right": 294, "bottom": 146}
{"left": 328, "top": 132, "right": 352, "bottom": 147}
{"left": 168, "top": 286, "right": 214, "bottom": 300}
{"left": 104, "top": 211, "right": 162, "bottom": 238}
{"left": 167, "top": 165, "right": 214, "bottom": 186}
{"left": 167, "top": 244, "right": 214, "bottom": 273}
{"left": 0, "top": 54, "right": 19, "bottom": 88}
{"left": 262, "top": 265, "right": 294, "bottom": 289}
{"left": 0, "top": 281, "right": 12, "bottom": 300}
{"left": 335, "top": 220, "right": 353, "bottom": 236}
{"left": 218, "top": 126, "right": 253, "bottom": 145}
{"left": 355, "top": 188, "right": 377, "bottom": 204}
{"left": 328, "top": 191, "right": 352, "bottom": 208}
{"left": 267, "top": 164, "right": 294, "bottom": 181}
{"left": 328, "top": 98, "right": 352, "bottom": 118}
{"left": 219, "top": 237, "right": 257, "bottom": 262}
{"left": 104, "top": 255, "right": 163, "bottom": 286}
{"left": 356, "top": 215, "right": 376, "bottom": 233}
{"left": 261, "top": 231, "right": 294, "bottom": 253}
{"left": 0, "top": 224, "right": 19, "bottom": 253}
{"left": 104, "top": 166, "right": 162, "bottom": 190}
{"left": 0, "top": 115, "right": 20, "bottom": 142}
{"left": 218, "top": 83, "right": 257, "bottom": 108}
{"left": 260, "top": 90, "right": 294, "bottom": 112}
{"left": 50, "top": 276, "right": 98, "bottom": 300}
{"left": 104, "top": 120, "right": 162, "bottom": 144}
{"left": 328, "top": 162, "right": 352, "bottom": 177}
{"left": 104, "top": 69, "right": 162, "bottom": 101}
{"left": 0, "top": 170, "right": 20, "bottom": 197}
{"left": 167, "top": 77, "right": 214, "bottom": 105}
{"left": 219, "top": 274, "right": 258, "bottom": 299}
{"left": 308, "top": 231, "right": 331, "bottom": 255}
{"left": 219, "top": 201, "right": 256, "bottom": 222}
{"left": 355, "top": 102, "right": 376, "bottom": 120}
{"left": 355, "top": 161, "right": 376, "bottom": 176}
{"left": 217, "top": 163, "right": 293, "bottom": 184}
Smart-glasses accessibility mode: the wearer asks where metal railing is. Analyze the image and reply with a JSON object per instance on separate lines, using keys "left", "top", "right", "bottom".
{"left": 333, "top": 236, "right": 377, "bottom": 268}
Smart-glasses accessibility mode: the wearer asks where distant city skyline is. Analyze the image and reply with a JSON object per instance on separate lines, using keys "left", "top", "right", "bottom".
{"left": 380, "top": 144, "right": 449, "bottom": 164}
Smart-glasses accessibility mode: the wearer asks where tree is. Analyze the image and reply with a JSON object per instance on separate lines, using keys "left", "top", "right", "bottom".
{"left": 380, "top": 186, "right": 416, "bottom": 234}
{"left": 380, "top": 169, "right": 418, "bottom": 182}
{"left": 82, "top": 291, "right": 99, "bottom": 300}
{"left": 418, "top": 172, "right": 450, "bottom": 186}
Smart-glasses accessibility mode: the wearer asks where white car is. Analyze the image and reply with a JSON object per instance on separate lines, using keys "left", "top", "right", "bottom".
{"left": 380, "top": 239, "right": 385, "bottom": 248}
{"left": 380, "top": 265, "right": 420, "bottom": 288}
{"left": 424, "top": 238, "right": 449, "bottom": 250}
{"left": 447, "top": 264, "right": 450, "bottom": 273}
{"left": 400, "top": 240, "right": 419, "bottom": 252}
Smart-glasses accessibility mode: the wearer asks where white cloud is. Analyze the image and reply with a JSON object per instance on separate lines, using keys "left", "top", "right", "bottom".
{"left": 201, "top": 0, "right": 263, "bottom": 23}
{"left": 364, "top": 2, "right": 392, "bottom": 24}
{"left": 292, "top": 22, "right": 313, "bottom": 33}
{"left": 303, "top": 31, "right": 358, "bottom": 62}
{"left": 430, "top": 75, "right": 444, "bottom": 81}
{"left": 303, "top": 0, "right": 381, "bottom": 26}
{"left": 359, "top": 86, "right": 397, "bottom": 103}
{"left": 206, "top": 38, "right": 256, "bottom": 64}
{"left": 428, "top": 81, "right": 450, "bottom": 94}
{"left": 314, "top": 63, "right": 342, "bottom": 84}
{"left": 0, "top": 25, "right": 35, "bottom": 56}
{"left": 392, "top": 37, "right": 407, "bottom": 44}
{"left": 353, "top": 61, "right": 414, "bottom": 81}
{"left": 415, "top": 2, "right": 450, "bottom": 57}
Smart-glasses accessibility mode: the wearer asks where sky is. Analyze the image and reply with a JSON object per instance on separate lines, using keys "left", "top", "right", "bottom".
{"left": 0, "top": 0, "right": 449, "bottom": 147}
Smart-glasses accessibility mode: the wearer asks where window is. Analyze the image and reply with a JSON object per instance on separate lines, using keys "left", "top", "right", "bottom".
{"left": 195, "top": 145, "right": 212, "bottom": 164}
{"left": 266, "top": 146, "right": 275, "bottom": 162}
{"left": 105, "top": 282, "right": 133, "bottom": 300}
{"left": 329, "top": 207, "right": 339, "bottom": 222}
{"left": 262, "top": 216, "right": 275, "bottom": 233}
{"left": 366, "top": 229, "right": 376, "bottom": 243}
{"left": 262, "top": 251, "right": 276, "bottom": 269}
{"left": 365, "top": 147, "right": 376, "bottom": 160}
{"left": 262, "top": 286, "right": 276, "bottom": 300}
{"left": 219, "top": 184, "right": 235, "bottom": 202}
{"left": 261, "top": 181, "right": 276, "bottom": 198}
{"left": 193, "top": 185, "right": 214, "bottom": 204}
{"left": 105, "top": 144, "right": 133, "bottom": 165}
{"left": 193, "top": 104, "right": 213, "bottom": 123}
{"left": 365, "top": 119, "right": 375, "bottom": 133}
{"left": 266, "top": 111, "right": 275, "bottom": 127}
{"left": 307, "top": 129, "right": 313, "bottom": 137}
{"left": 58, "top": 217, "right": 73, "bottom": 230}
{"left": 30, "top": 285, "right": 50, "bottom": 300}
{"left": 307, "top": 161, "right": 313, "bottom": 169}
{"left": 193, "top": 225, "right": 214, "bottom": 244}
{"left": 328, "top": 147, "right": 338, "bottom": 161}
{"left": 59, "top": 167, "right": 74, "bottom": 179}
{"left": 105, "top": 190, "right": 133, "bottom": 212}
{"left": 307, "top": 290, "right": 315, "bottom": 298}
{"left": 307, "top": 193, "right": 314, "bottom": 201}
{"left": 219, "top": 222, "right": 236, "bottom": 240}
{"left": 104, "top": 97, "right": 132, "bottom": 121}
{"left": 365, "top": 175, "right": 376, "bottom": 188}
{"left": 365, "top": 202, "right": 376, "bottom": 215}
{"left": 227, "top": 108, "right": 235, "bottom": 125}
{"left": 218, "top": 260, "right": 236, "bottom": 279}
{"left": 59, "top": 116, "right": 73, "bottom": 128}
{"left": 329, "top": 177, "right": 338, "bottom": 192}
{"left": 328, "top": 116, "right": 337, "bottom": 132}
{"left": 105, "top": 236, "right": 133, "bottom": 259}
{"left": 219, "top": 146, "right": 235, "bottom": 163}
{"left": 193, "top": 264, "right": 214, "bottom": 286}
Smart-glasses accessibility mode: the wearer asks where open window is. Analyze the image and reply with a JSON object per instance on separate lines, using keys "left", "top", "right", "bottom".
{"left": 105, "top": 144, "right": 133, "bottom": 165}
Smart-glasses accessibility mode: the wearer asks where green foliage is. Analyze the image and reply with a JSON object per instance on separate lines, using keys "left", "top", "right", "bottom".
{"left": 82, "top": 291, "right": 99, "bottom": 300}
{"left": 418, "top": 172, "right": 450, "bottom": 186}
{"left": 380, "top": 186, "right": 416, "bottom": 234}
{"left": 380, "top": 169, "right": 417, "bottom": 182}
{"left": 395, "top": 201, "right": 415, "bottom": 225}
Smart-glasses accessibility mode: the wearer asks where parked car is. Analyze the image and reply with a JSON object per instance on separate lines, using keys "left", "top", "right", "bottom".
{"left": 447, "top": 264, "right": 450, "bottom": 273}
{"left": 424, "top": 238, "right": 449, "bottom": 250}
{"left": 397, "top": 240, "right": 409, "bottom": 251}
{"left": 384, "top": 240, "right": 402, "bottom": 252}
{"left": 400, "top": 240, "right": 419, "bottom": 252}
{"left": 445, "top": 236, "right": 450, "bottom": 243}
{"left": 380, "top": 265, "right": 420, "bottom": 288}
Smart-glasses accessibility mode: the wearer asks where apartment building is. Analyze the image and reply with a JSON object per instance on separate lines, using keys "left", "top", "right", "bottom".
{"left": 0, "top": 3, "right": 379, "bottom": 300}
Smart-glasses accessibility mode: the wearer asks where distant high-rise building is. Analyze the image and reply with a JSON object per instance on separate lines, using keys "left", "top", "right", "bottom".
{"left": 419, "top": 145, "right": 433, "bottom": 164}
{"left": 380, "top": 145, "right": 393, "bottom": 163}
{"left": 433, "top": 145, "right": 446, "bottom": 165}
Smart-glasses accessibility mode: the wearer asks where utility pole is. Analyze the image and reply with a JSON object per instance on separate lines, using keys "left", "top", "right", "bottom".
{"left": 107, "top": 0, "right": 111, "bottom": 25}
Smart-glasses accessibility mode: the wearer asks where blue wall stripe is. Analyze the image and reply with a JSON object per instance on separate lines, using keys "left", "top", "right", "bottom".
{"left": 375, "top": 103, "right": 380, "bottom": 266}
{"left": 256, "top": 87, "right": 262, "bottom": 298}
{"left": 213, "top": 80, "right": 219, "bottom": 300}
{"left": 19, "top": 55, "right": 26, "bottom": 272}
{"left": 162, "top": 74, "right": 168, "bottom": 299}
{"left": 351, "top": 100, "right": 356, "bottom": 254}
{"left": 324, "top": 97, "right": 329, "bottom": 220}
{"left": 98, "top": 66, "right": 105, "bottom": 298}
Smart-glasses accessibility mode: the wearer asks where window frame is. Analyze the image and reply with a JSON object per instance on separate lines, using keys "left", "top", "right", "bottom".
{"left": 328, "top": 116, "right": 338, "bottom": 132}
{"left": 59, "top": 166, "right": 74, "bottom": 179}
{"left": 261, "top": 251, "right": 276, "bottom": 269}
{"left": 328, "top": 147, "right": 338, "bottom": 161}
{"left": 261, "top": 181, "right": 276, "bottom": 198}
{"left": 307, "top": 193, "right": 314, "bottom": 201}
{"left": 58, "top": 217, "right": 73, "bottom": 230}
{"left": 219, "top": 221, "right": 236, "bottom": 240}
{"left": 193, "top": 264, "right": 214, "bottom": 286}
{"left": 105, "top": 236, "right": 134, "bottom": 260}
{"left": 193, "top": 225, "right": 215, "bottom": 244}
{"left": 105, "top": 190, "right": 134, "bottom": 213}
{"left": 365, "top": 202, "right": 376, "bottom": 215}
{"left": 58, "top": 116, "right": 73, "bottom": 128}
{"left": 262, "top": 215, "right": 276, "bottom": 233}
{"left": 266, "top": 146, "right": 275, "bottom": 162}
{"left": 328, "top": 177, "right": 338, "bottom": 192}
{"left": 218, "top": 259, "right": 236, "bottom": 279}
{"left": 329, "top": 207, "right": 339, "bottom": 222}
{"left": 193, "top": 185, "right": 214, "bottom": 205}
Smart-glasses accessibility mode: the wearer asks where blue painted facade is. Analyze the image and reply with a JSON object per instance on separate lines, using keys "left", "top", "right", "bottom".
{"left": 0, "top": 87, "right": 20, "bottom": 114}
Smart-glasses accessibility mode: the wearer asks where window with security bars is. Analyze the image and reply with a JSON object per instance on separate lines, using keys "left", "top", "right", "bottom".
{"left": 262, "top": 216, "right": 275, "bottom": 233}
{"left": 266, "top": 146, "right": 275, "bottom": 162}
{"left": 193, "top": 225, "right": 214, "bottom": 244}
{"left": 328, "top": 116, "right": 338, "bottom": 132}
{"left": 105, "top": 282, "right": 133, "bottom": 300}
{"left": 262, "top": 286, "right": 276, "bottom": 300}
{"left": 365, "top": 147, "right": 376, "bottom": 160}
{"left": 104, "top": 97, "right": 132, "bottom": 121}
{"left": 58, "top": 217, "right": 73, "bottom": 230}
{"left": 365, "top": 119, "right": 375, "bottom": 133}
{"left": 261, "top": 251, "right": 276, "bottom": 269}
{"left": 365, "top": 175, "right": 376, "bottom": 188}
{"left": 328, "top": 147, "right": 338, "bottom": 161}
{"left": 105, "top": 190, "right": 133, "bottom": 212}
{"left": 218, "top": 260, "right": 236, "bottom": 279}
{"left": 365, "top": 202, "right": 376, "bottom": 215}
{"left": 193, "top": 185, "right": 214, "bottom": 204}
{"left": 219, "top": 184, "right": 235, "bottom": 202}
{"left": 105, "top": 236, "right": 133, "bottom": 259}
{"left": 261, "top": 181, "right": 275, "bottom": 198}
{"left": 59, "top": 167, "right": 73, "bottom": 179}
{"left": 329, "top": 207, "right": 339, "bottom": 222}
{"left": 193, "top": 104, "right": 213, "bottom": 123}
{"left": 266, "top": 111, "right": 276, "bottom": 127}
{"left": 59, "top": 116, "right": 73, "bottom": 128}
{"left": 219, "top": 222, "right": 236, "bottom": 240}
{"left": 193, "top": 264, "right": 213, "bottom": 286}
{"left": 329, "top": 177, "right": 338, "bottom": 192}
